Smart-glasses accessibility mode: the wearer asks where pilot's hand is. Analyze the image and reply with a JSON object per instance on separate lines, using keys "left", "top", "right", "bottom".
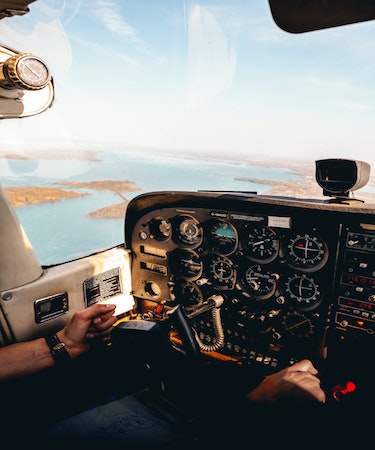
{"left": 246, "top": 359, "right": 326, "bottom": 405}
{"left": 57, "top": 304, "right": 117, "bottom": 358}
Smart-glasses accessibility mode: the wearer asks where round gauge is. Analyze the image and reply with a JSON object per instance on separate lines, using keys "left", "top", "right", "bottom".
{"left": 2, "top": 53, "right": 51, "bottom": 90}
{"left": 281, "top": 311, "right": 314, "bottom": 339}
{"left": 243, "top": 264, "right": 278, "bottom": 300}
{"left": 283, "top": 274, "right": 322, "bottom": 310}
{"left": 244, "top": 225, "right": 279, "bottom": 263}
{"left": 149, "top": 218, "right": 172, "bottom": 240}
{"left": 287, "top": 232, "right": 328, "bottom": 272}
{"left": 169, "top": 249, "right": 202, "bottom": 279}
{"left": 207, "top": 255, "right": 236, "bottom": 288}
{"left": 208, "top": 220, "right": 238, "bottom": 255}
{"left": 170, "top": 280, "right": 203, "bottom": 310}
{"left": 174, "top": 215, "right": 202, "bottom": 246}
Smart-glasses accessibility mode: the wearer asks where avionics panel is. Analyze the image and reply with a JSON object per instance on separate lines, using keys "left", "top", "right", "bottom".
{"left": 334, "top": 227, "right": 375, "bottom": 336}
{"left": 125, "top": 191, "right": 375, "bottom": 372}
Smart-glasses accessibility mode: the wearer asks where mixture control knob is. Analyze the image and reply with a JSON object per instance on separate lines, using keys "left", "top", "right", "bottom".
{"left": 0, "top": 53, "right": 51, "bottom": 90}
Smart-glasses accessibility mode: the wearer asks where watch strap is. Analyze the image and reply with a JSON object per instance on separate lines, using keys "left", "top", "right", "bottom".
{"left": 45, "top": 333, "right": 71, "bottom": 364}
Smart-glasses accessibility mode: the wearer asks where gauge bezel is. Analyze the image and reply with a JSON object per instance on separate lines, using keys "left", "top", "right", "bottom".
{"left": 173, "top": 215, "right": 203, "bottom": 247}
{"left": 283, "top": 273, "right": 322, "bottom": 310}
{"left": 207, "top": 219, "right": 238, "bottom": 256}
{"left": 281, "top": 310, "right": 315, "bottom": 339}
{"left": 242, "top": 263, "right": 278, "bottom": 300}
{"left": 170, "top": 279, "right": 203, "bottom": 310}
{"left": 169, "top": 248, "right": 203, "bottom": 280}
{"left": 243, "top": 224, "right": 280, "bottom": 264}
{"left": 286, "top": 231, "right": 328, "bottom": 272}
{"left": 206, "top": 253, "right": 236, "bottom": 288}
{"left": 149, "top": 217, "right": 172, "bottom": 241}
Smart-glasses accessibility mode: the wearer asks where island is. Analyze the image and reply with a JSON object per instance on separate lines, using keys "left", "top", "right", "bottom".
{"left": 4, "top": 180, "right": 142, "bottom": 218}
{"left": 3, "top": 152, "right": 375, "bottom": 216}
{"left": 5, "top": 186, "right": 87, "bottom": 206}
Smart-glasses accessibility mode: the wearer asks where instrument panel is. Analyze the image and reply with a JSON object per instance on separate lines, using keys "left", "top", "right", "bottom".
{"left": 126, "top": 191, "right": 375, "bottom": 373}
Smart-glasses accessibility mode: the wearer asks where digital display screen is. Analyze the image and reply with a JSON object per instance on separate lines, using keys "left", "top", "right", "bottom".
{"left": 339, "top": 297, "right": 375, "bottom": 311}
{"left": 341, "top": 273, "right": 375, "bottom": 288}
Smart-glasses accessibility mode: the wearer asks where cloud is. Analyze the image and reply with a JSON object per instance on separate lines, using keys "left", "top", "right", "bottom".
{"left": 69, "top": 33, "right": 140, "bottom": 66}
{"left": 91, "top": 0, "right": 140, "bottom": 43}
{"left": 296, "top": 75, "right": 351, "bottom": 91}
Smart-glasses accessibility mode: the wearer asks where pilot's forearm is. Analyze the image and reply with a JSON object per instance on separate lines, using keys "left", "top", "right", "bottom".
{"left": 0, "top": 338, "right": 55, "bottom": 381}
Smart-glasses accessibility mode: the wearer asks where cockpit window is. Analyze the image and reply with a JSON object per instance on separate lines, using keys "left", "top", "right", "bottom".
{"left": 0, "top": 1, "right": 374, "bottom": 265}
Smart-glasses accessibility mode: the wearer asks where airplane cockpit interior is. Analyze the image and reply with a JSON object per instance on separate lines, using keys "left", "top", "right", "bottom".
{"left": 1, "top": 0, "right": 375, "bottom": 448}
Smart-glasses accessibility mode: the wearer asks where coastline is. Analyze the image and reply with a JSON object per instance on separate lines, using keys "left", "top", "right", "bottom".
{"left": 3, "top": 152, "right": 375, "bottom": 216}
{"left": 4, "top": 180, "right": 142, "bottom": 218}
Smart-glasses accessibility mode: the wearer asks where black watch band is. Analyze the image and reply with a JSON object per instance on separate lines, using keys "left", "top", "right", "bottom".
{"left": 45, "top": 333, "right": 71, "bottom": 364}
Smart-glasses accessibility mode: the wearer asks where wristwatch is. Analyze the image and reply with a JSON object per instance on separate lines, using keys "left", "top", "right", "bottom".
{"left": 45, "top": 333, "right": 71, "bottom": 364}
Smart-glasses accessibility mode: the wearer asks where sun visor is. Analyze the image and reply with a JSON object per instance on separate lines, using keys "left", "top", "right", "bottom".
{"left": 268, "top": 0, "right": 375, "bottom": 33}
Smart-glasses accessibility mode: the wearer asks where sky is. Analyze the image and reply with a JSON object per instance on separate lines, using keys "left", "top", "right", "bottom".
{"left": 1, "top": 0, "right": 375, "bottom": 166}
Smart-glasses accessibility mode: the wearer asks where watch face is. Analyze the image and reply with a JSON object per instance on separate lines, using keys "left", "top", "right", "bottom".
{"left": 17, "top": 56, "right": 50, "bottom": 88}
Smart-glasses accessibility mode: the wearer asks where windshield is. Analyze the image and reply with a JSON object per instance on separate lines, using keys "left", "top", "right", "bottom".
{"left": 1, "top": 0, "right": 375, "bottom": 265}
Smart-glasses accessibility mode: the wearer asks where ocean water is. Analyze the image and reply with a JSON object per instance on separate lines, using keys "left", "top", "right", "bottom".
{"left": 0, "top": 149, "right": 301, "bottom": 265}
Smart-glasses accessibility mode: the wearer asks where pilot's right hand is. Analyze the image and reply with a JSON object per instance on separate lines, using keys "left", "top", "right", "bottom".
{"left": 246, "top": 359, "right": 326, "bottom": 405}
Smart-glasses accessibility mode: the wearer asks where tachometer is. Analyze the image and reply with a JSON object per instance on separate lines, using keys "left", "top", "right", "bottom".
{"left": 242, "top": 264, "right": 278, "bottom": 300}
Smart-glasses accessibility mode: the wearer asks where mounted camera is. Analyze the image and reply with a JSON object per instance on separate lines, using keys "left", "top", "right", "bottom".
{"left": 315, "top": 159, "right": 371, "bottom": 201}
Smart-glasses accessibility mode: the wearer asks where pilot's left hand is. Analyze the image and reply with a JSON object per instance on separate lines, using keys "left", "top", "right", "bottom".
{"left": 57, "top": 303, "right": 117, "bottom": 358}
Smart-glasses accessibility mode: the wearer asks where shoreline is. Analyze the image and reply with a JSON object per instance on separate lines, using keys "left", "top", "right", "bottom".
{"left": 3, "top": 152, "right": 375, "bottom": 215}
